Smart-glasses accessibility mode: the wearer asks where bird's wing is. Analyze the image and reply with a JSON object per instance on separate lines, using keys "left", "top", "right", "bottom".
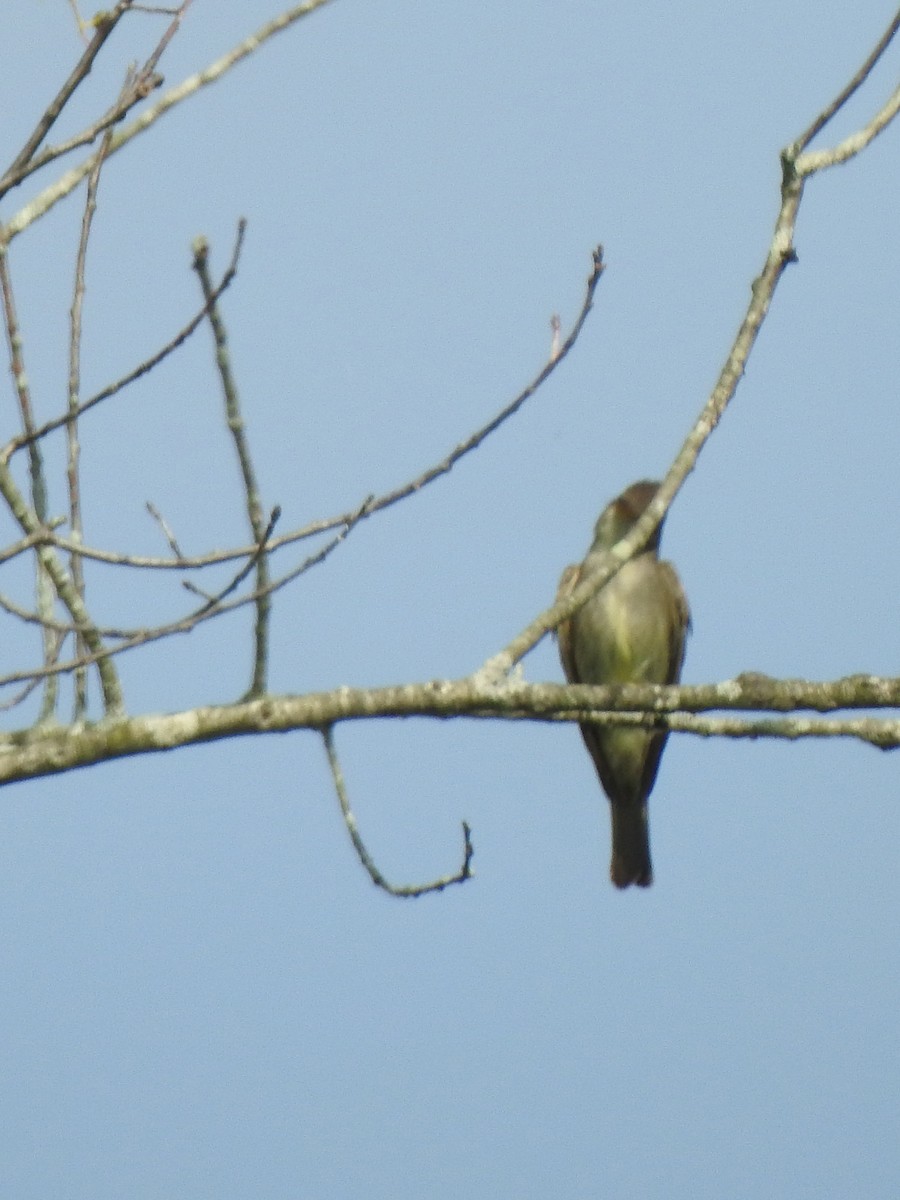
{"left": 555, "top": 563, "right": 582, "bottom": 685}
{"left": 632, "top": 560, "right": 689, "bottom": 800}
{"left": 557, "top": 558, "right": 634, "bottom": 804}
{"left": 659, "top": 560, "right": 690, "bottom": 682}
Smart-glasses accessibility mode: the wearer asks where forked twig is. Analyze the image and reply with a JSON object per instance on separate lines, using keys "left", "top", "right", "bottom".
{"left": 3, "top": 220, "right": 247, "bottom": 465}
{"left": 3, "top": 4, "right": 132, "bottom": 187}
{"left": 792, "top": 9, "right": 900, "bottom": 152}
{"left": 4, "top": 0, "right": 339, "bottom": 242}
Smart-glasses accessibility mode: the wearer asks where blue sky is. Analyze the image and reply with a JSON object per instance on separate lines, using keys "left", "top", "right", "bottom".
{"left": 2, "top": 2, "right": 899, "bottom": 1196}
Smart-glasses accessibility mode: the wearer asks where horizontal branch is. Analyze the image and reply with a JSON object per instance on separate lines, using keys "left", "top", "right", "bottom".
{"left": 1, "top": 672, "right": 898, "bottom": 786}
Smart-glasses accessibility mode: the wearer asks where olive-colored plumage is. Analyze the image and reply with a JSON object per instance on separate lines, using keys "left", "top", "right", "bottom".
{"left": 557, "top": 481, "right": 689, "bottom": 888}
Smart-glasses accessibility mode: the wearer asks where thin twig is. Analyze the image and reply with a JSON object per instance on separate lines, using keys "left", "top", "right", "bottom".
{"left": 2, "top": 1, "right": 198, "bottom": 198}
{"left": 192, "top": 231, "right": 271, "bottom": 697}
{"left": 2, "top": 4, "right": 133, "bottom": 190}
{"left": 145, "top": 502, "right": 185, "bottom": 560}
{"left": 0, "top": 238, "right": 597, "bottom": 690}
{"left": 0, "top": 499, "right": 365, "bottom": 690}
{"left": 795, "top": 81, "right": 900, "bottom": 174}
{"left": 0, "top": 458, "right": 124, "bottom": 716}
{"left": 322, "top": 726, "right": 474, "bottom": 898}
{"left": 67, "top": 110, "right": 117, "bottom": 719}
{"left": 68, "top": 0, "right": 89, "bottom": 42}
{"left": 185, "top": 506, "right": 281, "bottom": 612}
{"left": 3, "top": 220, "right": 247, "bottom": 465}
{"left": 0, "top": 244, "right": 59, "bottom": 721}
{"left": 142, "top": 0, "right": 195, "bottom": 77}
{"left": 792, "top": 7, "right": 900, "bottom": 153}
{"left": 345, "top": 246, "right": 604, "bottom": 520}
{"left": 0, "top": 519, "right": 67, "bottom": 568}
{"left": 0, "top": 628, "right": 66, "bottom": 713}
{"left": 1, "top": 76, "right": 164, "bottom": 202}
{"left": 4, "top": 0, "right": 338, "bottom": 242}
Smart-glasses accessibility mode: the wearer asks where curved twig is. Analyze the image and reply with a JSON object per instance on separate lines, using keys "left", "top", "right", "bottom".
{"left": 322, "top": 726, "right": 474, "bottom": 898}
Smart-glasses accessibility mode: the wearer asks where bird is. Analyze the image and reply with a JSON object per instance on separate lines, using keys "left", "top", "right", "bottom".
{"left": 556, "top": 480, "right": 689, "bottom": 888}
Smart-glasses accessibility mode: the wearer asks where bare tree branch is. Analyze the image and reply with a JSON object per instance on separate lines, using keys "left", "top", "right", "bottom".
{"left": 1, "top": 242, "right": 602, "bottom": 578}
{"left": 0, "top": 630, "right": 65, "bottom": 714}
{"left": 142, "top": 0, "right": 195, "bottom": 77}
{"left": 4, "top": 0, "right": 339, "bottom": 242}
{"left": 792, "top": 7, "right": 900, "bottom": 152}
{"left": 794, "top": 81, "right": 900, "bottom": 173}
{"left": 0, "top": 673, "right": 899, "bottom": 787}
{"left": 1, "top": 3, "right": 134, "bottom": 190}
{"left": 0, "top": 499, "right": 364, "bottom": 691}
{"left": 2, "top": 220, "right": 247, "bottom": 465}
{"left": 145, "top": 503, "right": 186, "bottom": 560}
{"left": 323, "top": 727, "right": 474, "bottom": 898}
{"left": 0, "top": 458, "right": 124, "bottom": 716}
{"left": 0, "top": 245, "right": 59, "bottom": 721}
{"left": 1, "top": 1, "right": 201, "bottom": 199}
{"left": 192, "top": 233, "right": 272, "bottom": 698}
{"left": 67, "top": 108, "right": 117, "bottom": 719}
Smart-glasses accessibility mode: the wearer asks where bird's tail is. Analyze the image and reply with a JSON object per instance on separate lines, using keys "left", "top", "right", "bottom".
{"left": 609, "top": 802, "right": 653, "bottom": 888}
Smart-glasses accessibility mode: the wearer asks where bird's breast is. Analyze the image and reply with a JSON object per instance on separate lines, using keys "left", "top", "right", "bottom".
{"left": 572, "top": 555, "right": 675, "bottom": 685}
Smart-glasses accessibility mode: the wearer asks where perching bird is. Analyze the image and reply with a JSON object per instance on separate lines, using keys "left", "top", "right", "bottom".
{"left": 557, "top": 481, "right": 689, "bottom": 888}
